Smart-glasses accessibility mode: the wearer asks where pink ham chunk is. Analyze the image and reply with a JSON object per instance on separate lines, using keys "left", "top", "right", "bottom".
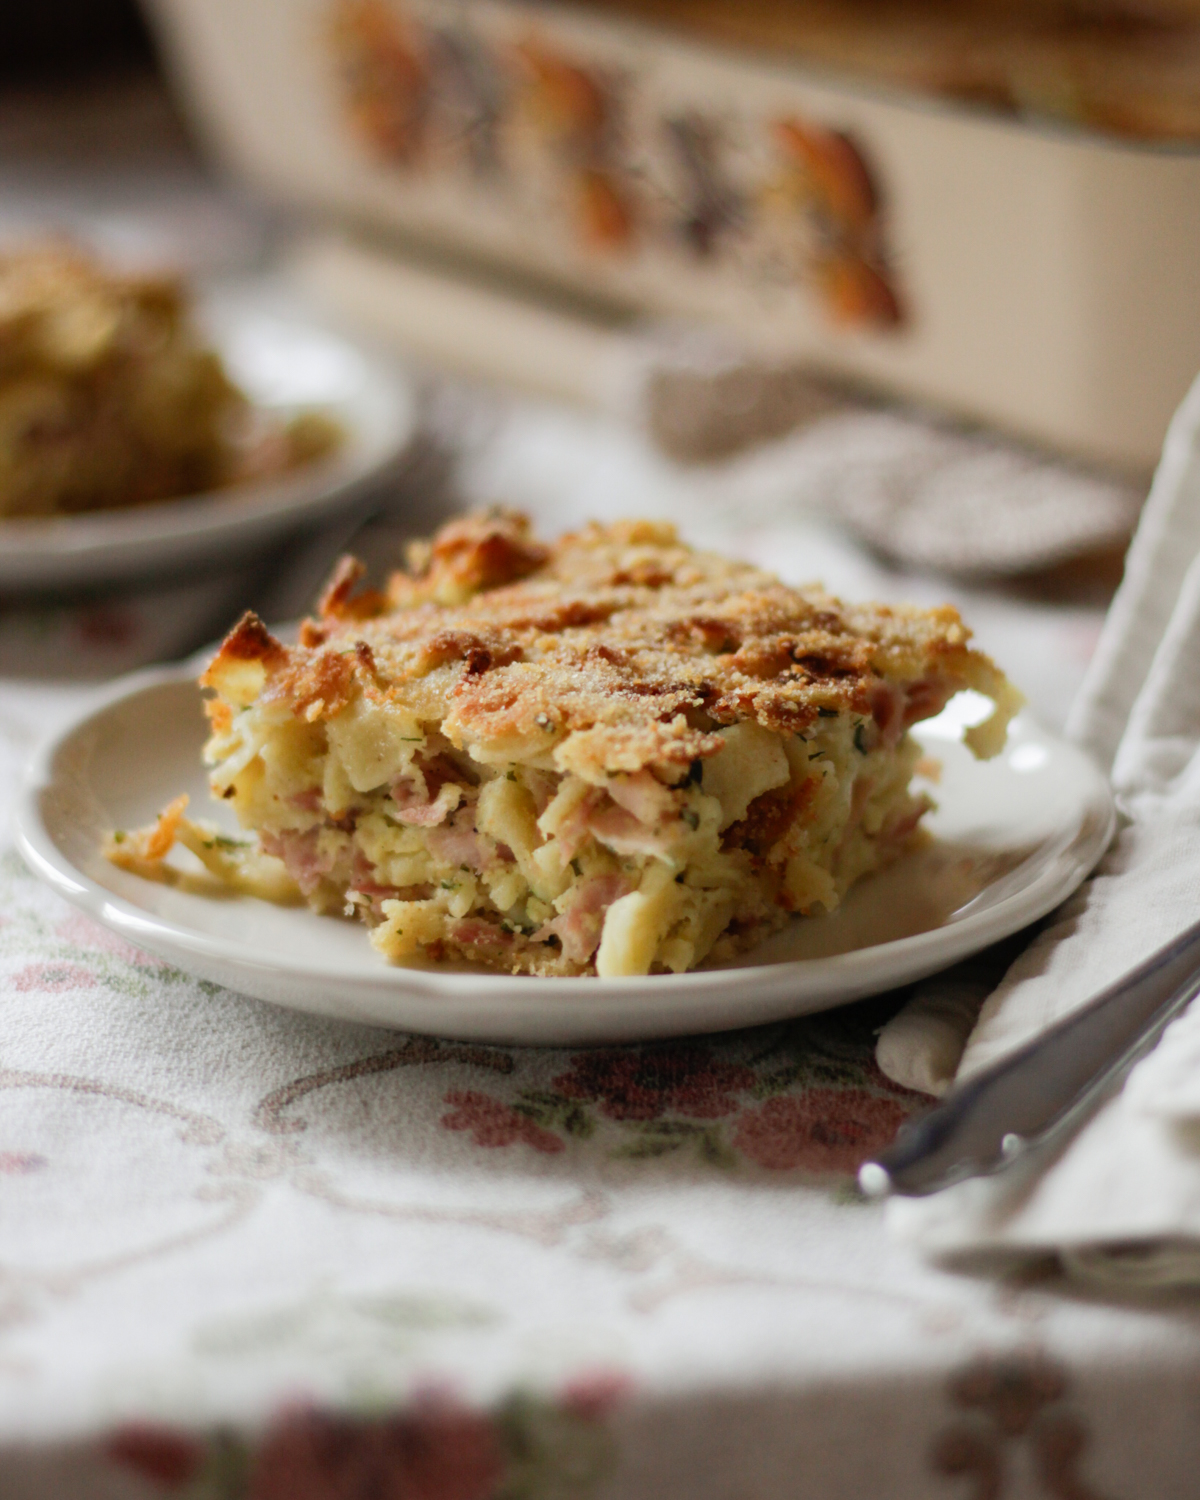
{"left": 869, "top": 682, "right": 904, "bottom": 748}
{"left": 345, "top": 854, "right": 434, "bottom": 916}
{"left": 535, "top": 872, "right": 633, "bottom": 965}
{"left": 606, "top": 770, "right": 678, "bottom": 825}
{"left": 450, "top": 917, "right": 513, "bottom": 951}
{"left": 552, "top": 787, "right": 604, "bottom": 863}
{"left": 902, "top": 678, "right": 955, "bottom": 730}
{"left": 586, "top": 802, "right": 674, "bottom": 858}
{"left": 259, "top": 829, "right": 334, "bottom": 897}
{"left": 426, "top": 807, "right": 488, "bottom": 870}
{"left": 389, "top": 753, "right": 464, "bottom": 827}
{"left": 390, "top": 778, "right": 461, "bottom": 827}
{"left": 557, "top": 774, "right": 679, "bottom": 862}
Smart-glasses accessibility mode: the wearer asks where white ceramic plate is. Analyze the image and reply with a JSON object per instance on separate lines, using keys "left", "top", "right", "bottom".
{"left": 16, "top": 669, "right": 1115, "bottom": 1044}
{"left": 0, "top": 281, "right": 416, "bottom": 591}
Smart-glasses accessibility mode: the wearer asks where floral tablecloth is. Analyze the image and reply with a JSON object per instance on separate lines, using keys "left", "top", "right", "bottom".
{"left": 6, "top": 73, "right": 1200, "bottom": 1500}
{"left": 5, "top": 403, "right": 1200, "bottom": 1500}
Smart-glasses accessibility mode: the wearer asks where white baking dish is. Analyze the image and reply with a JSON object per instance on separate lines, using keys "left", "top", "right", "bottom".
{"left": 143, "top": 0, "right": 1200, "bottom": 471}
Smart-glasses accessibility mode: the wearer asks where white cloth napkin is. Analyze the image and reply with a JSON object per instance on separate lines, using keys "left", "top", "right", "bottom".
{"left": 881, "top": 372, "right": 1200, "bottom": 1285}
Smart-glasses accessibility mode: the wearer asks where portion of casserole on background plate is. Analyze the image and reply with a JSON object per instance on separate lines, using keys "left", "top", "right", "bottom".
{"left": 112, "top": 511, "right": 1019, "bottom": 977}
{"left": 0, "top": 241, "right": 339, "bottom": 518}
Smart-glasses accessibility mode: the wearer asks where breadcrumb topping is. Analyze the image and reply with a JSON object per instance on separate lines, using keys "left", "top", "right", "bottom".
{"left": 209, "top": 509, "right": 1016, "bottom": 777}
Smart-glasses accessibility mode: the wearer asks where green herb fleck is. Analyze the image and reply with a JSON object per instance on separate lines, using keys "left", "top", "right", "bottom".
{"left": 817, "top": 707, "right": 838, "bottom": 718}
{"left": 112, "top": 830, "right": 126, "bottom": 844}
{"left": 681, "top": 808, "right": 700, "bottom": 830}
{"left": 440, "top": 879, "right": 458, "bottom": 890}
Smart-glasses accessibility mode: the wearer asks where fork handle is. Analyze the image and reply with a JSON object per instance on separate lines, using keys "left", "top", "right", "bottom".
{"left": 859, "top": 915, "right": 1200, "bottom": 1198}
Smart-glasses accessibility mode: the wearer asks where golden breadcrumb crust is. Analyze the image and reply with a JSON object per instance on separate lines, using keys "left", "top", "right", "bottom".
{"left": 204, "top": 510, "right": 1017, "bottom": 774}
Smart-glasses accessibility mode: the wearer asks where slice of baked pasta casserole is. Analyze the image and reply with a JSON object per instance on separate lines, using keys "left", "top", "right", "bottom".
{"left": 187, "top": 512, "right": 1019, "bottom": 977}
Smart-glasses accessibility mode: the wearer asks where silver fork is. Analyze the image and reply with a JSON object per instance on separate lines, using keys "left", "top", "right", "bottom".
{"left": 858, "top": 916, "right": 1200, "bottom": 1198}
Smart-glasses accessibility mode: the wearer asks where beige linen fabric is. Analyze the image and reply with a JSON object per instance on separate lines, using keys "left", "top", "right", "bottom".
{"left": 886, "top": 375, "right": 1200, "bottom": 1284}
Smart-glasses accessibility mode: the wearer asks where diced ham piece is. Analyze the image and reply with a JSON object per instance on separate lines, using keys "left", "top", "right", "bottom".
{"left": 869, "top": 682, "right": 904, "bottom": 748}
{"left": 902, "top": 678, "right": 954, "bottom": 729}
{"left": 549, "top": 777, "right": 675, "bottom": 863}
{"left": 872, "top": 677, "right": 954, "bottom": 745}
{"left": 451, "top": 918, "right": 512, "bottom": 950}
{"left": 347, "top": 852, "right": 434, "bottom": 909}
{"left": 347, "top": 874, "right": 435, "bottom": 919}
{"left": 390, "top": 778, "right": 461, "bottom": 826}
{"left": 586, "top": 802, "right": 672, "bottom": 858}
{"left": 289, "top": 787, "right": 323, "bottom": 813}
{"left": 389, "top": 753, "right": 464, "bottom": 827}
{"left": 534, "top": 873, "right": 633, "bottom": 965}
{"left": 259, "top": 829, "right": 334, "bottom": 897}
{"left": 523, "top": 768, "right": 558, "bottom": 816}
{"left": 426, "top": 808, "right": 488, "bottom": 870}
{"left": 606, "top": 770, "right": 677, "bottom": 825}
{"left": 552, "top": 787, "right": 604, "bottom": 862}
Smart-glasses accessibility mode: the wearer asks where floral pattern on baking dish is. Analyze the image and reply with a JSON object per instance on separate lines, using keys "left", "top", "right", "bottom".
{"left": 326, "top": 0, "right": 905, "bottom": 329}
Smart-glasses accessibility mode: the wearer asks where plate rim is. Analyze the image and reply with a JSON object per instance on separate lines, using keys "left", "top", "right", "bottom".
{"left": 13, "top": 665, "right": 1117, "bottom": 1041}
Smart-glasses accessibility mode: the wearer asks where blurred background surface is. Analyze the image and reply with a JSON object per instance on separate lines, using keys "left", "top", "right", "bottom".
{"left": 2, "top": 0, "right": 154, "bottom": 84}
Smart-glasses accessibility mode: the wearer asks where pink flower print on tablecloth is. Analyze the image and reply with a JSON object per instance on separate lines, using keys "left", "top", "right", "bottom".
{"left": 435, "top": 1013, "right": 918, "bottom": 1172}
{"left": 552, "top": 1045, "right": 756, "bottom": 1121}
{"left": 12, "top": 961, "right": 97, "bottom": 993}
{"left": 55, "top": 910, "right": 162, "bottom": 965}
{"left": 441, "top": 1090, "right": 564, "bottom": 1154}
{"left": 105, "top": 1424, "right": 209, "bottom": 1489}
{"left": 733, "top": 1088, "right": 910, "bottom": 1173}
{"left": 106, "top": 1387, "right": 620, "bottom": 1497}
{"left": 0, "top": 1152, "right": 46, "bottom": 1174}
{"left": 560, "top": 1369, "right": 633, "bottom": 1421}
{"left": 248, "top": 1401, "right": 503, "bottom": 1500}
